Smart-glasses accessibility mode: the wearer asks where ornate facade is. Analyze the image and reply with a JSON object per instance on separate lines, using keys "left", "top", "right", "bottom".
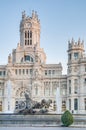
{"left": 0, "top": 11, "right": 86, "bottom": 114}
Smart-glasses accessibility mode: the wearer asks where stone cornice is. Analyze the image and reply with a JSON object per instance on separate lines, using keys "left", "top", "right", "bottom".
{"left": 67, "top": 48, "right": 85, "bottom": 52}
{"left": 0, "top": 65, "right": 7, "bottom": 69}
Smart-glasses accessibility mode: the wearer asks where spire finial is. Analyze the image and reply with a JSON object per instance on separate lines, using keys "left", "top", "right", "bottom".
{"left": 71, "top": 37, "right": 74, "bottom": 44}
{"left": 78, "top": 37, "right": 80, "bottom": 45}
{"left": 32, "top": 10, "right": 35, "bottom": 18}
{"left": 22, "top": 10, "right": 26, "bottom": 19}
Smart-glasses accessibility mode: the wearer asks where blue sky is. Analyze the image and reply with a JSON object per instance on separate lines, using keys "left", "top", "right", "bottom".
{"left": 0, "top": 0, "right": 86, "bottom": 74}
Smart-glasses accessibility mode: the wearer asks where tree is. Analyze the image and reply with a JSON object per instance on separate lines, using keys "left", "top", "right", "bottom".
{"left": 61, "top": 110, "right": 73, "bottom": 127}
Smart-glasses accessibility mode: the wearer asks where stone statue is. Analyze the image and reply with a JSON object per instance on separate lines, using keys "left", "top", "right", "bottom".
{"left": 18, "top": 93, "right": 52, "bottom": 114}
{"left": 7, "top": 70, "right": 12, "bottom": 79}
{"left": 24, "top": 93, "right": 32, "bottom": 109}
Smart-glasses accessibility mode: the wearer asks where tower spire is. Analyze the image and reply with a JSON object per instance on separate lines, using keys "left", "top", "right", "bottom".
{"left": 22, "top": 10, "right": 26, "bottom": 19}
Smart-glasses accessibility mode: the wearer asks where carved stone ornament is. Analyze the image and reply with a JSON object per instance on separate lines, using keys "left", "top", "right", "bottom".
{"left": 7, "top": 70, "right": 12, "bottom": 79}
{"left": 74, "top": 66, "right": 77, "bottom": 72}
{"left": 32, "top": 69, "right": 41, "bottom": 80}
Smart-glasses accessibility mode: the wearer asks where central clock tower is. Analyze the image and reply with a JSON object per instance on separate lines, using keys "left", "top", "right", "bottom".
{"left": 12, "top": 11, "right": 46, "bottom": 64}
{"left": 20, "top": 11, "right": 40, "bottom": 48}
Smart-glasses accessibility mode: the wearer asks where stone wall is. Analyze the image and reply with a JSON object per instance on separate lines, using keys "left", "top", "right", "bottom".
{"left": 0, "top": 114, "right": 61, "bottom": 126}
{"left": 0, "top": 114, "right": 86, "bottom": 127}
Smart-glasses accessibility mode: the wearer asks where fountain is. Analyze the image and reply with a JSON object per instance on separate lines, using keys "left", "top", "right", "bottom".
{"left": 18, "top": 94, "right": 52, "bottom": 114}
{"left": 56, "top": 87, "right": 62, "bottom": 114}
{"left": 5, "top": 80, "right": 13, "bottom": 113}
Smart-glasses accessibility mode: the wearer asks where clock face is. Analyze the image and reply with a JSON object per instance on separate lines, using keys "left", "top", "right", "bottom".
{"left": 26, "top": 23, "right": 32, "bottom": 28}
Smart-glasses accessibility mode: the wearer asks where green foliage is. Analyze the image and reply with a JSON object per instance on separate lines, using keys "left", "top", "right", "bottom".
{"left": 61, "top": 110, "right": 73, "bottom": 127}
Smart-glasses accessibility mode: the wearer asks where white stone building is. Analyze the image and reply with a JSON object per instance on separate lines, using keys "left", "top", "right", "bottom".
{"left": 0, "top": 11, "right": 86, "bottom": 114}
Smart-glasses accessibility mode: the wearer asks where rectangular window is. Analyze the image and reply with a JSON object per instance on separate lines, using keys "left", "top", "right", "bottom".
{"left": 84, "top": 98, "right": 86, "bottom": 110}
{"left": 30, "top": 69, "right": 33, "bottom": 75}
{"left": 28, "top": 32, "right": 29, "bottom": 38}
{"left": 49, "top": 70, "right": 51, "bottom": 75}
{"left": 74, "top": 79, "right": 78, "bottom": 94}
{"left": 69, "top": 80, "right": 71, "bottom": 94}
{"left": 45, "top": 70, "right": 47, "bottom": 75}
{"left": 15, "top": 69, "right": 17, "bottom": 75}
{"left": 30, "top": 32, "right": 32, "bottom": 38}
{"left": 28, "top": 40, "right": 29, "bottom": 45}
{"left": 74, "top": 52, "right": 78, "bottom": 60}
{"left": 74, "top": 98, "right": 78, "bottom": 110}
{"left": 23, "top": 69, "right": 25, "bottom": 74}
{"left": 0, "top": 71, "right": 2, "bottom": 76}
{"left": 19, "top": 69, "right": 21, "bottom": 75}
{"left": 52, "top": 70, "right": 55, "bottom": 75}
{"left": 69, "top": 87, "right": 71, "bottom": 94}
{"left": 74, "top": 86, "right": 78, "bottom": 94}
{"left": 3, "top": 71, "right": 6, "bottom": 76}
{"left": 69, "top": 54, "right": 71, "bottom": 60}
{"left": 25, "top": 40, "right": 27, "bottom": 45}
{"left": 26, "top": 69, "right": 28, "bottom": 74}
{"left": 69, "top": 99, "right": 71, "bottom": 110}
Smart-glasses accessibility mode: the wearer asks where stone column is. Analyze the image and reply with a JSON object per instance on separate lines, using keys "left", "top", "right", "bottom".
{"left": 79, "top": 97, "right": 84, "bottom": 114}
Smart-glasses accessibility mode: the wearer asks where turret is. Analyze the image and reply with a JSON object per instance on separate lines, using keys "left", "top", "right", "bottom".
{"left": 67, "top": 39, "right": 85, "bottom": 114}
{"left": 68, "top": 38, "right": 85, "bottom": 64}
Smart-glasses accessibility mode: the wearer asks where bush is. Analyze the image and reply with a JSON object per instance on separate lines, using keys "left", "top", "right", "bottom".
{"left": 61, "top": 110, "right": 73, "bottom": 127}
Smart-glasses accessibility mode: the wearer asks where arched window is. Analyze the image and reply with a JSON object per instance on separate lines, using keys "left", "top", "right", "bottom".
{"left": 28, "top": 40, "right": 29, "bottom": 45}
{"left": 25, "top": 55, "right": 30, "bottom": 61}
{"left": 30, "top": 31, "right": 32, "bottom": 38}
{"left": 25, "top": 31, "right": 32, "bottom": 46}
{"left": 25, "top": 31, "right": 27, "bottom": 38}
{"left": 28, "top": 31, "right": 29, "bottom": 38}
{"left": 24, "top": 55, "right": 34, "bottom": 62}
{"left": 25, "top": 40, "right": 27, "bottom": 45}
